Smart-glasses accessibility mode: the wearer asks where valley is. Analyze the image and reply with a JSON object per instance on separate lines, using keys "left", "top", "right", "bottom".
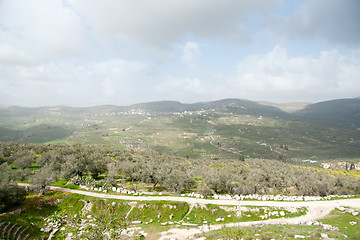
{"left": 0, "top": 98, "right": 360, "bottom": 239}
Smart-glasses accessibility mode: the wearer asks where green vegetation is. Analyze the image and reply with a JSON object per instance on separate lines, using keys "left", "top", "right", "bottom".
{"left": 0, "top": 98, "right": 360, "bottom": 239}
{"left": 1, "top": 142, "right": 359, "bottom": 197}
{"left": 319, "top": 208, "right": 360, "bottom": 239}
{"left": 1, "top": 98, "right": 359, "bottom": 160}
{"left": 197, "top": 207, "right": 360, "bottom": 240}
{"left": 185, "top": 204, "right": 307, "bottom": 225}
{"left": 199, "top": 224, "right": 346, "bottom": 240}
{"left": 0, "top": 163, "right": 27, "bottom": 212}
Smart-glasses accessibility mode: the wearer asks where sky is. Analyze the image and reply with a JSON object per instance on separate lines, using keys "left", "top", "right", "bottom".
{"left": 0, "top": 0, "right": 359, "bottom": 107}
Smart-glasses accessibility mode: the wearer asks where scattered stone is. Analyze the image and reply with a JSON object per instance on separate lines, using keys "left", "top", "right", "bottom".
{"left": 322, "top": 224, "right": 339, "bottom": 231}
{"left": 279, "top": 211, "right": 285, "bottom": 217}
{"left": 320, "top": 233, "right": 328, "bottom": 238}
{"left": 294, "top": 235, "right": 305, "bottom": 239}
{"left": 48, "top": 228, "right": 58, "bottom": 240}
{"left": 132, "top": 221, "right": 142, "bottom": 224}
{"left": 182, "top": 223, "right": 198, "bottom": 226}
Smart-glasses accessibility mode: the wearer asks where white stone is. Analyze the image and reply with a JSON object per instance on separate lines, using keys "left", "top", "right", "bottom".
{"left": 294, "top": 235, "right": 305, "bottom": 239}
{"left": 182, "top": 223, "right": 198, "bottom": 226}
{"left": 320, "top": 233, "right": 328, "bottom": 238}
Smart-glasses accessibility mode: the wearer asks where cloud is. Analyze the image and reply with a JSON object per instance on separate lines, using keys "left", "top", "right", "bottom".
{"left": 0, "top": 0, "right": 89, "bottom": 65}
{"left": 155, "top": 76, "right": 208, "bottom": 102}
{"left": 0, "top": 59, "right": 146, "bottom": 106}
{"left": 182, "top": 42, "right": 201, "bottom": 68}
{"left": 227, "top": 46, "right": 360, "bottom": 102}
{"left": 269, "top": 0, "right": 360, "bottom": 47}
{"left": 70, "top": 0, "right": 279, "bottom": 51}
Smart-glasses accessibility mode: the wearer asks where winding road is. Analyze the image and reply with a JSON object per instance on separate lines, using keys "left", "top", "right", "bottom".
{"left": 18, "top": 183, "right": 360, "bottom": 239}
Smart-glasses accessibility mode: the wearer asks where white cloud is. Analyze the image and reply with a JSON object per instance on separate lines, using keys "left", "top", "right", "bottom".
{"left": 269, "top": 0, "right": 360, "bottom": 47}
{"left": 155, "top": 76, "right": 208, "bottom": 102}
{"left": 0, "top": 59, "right": 146, "bottom": 106}
{"left": 182, "top": 42, "right": 201, "bottom": 68}
{"left": 228, "top": 46, "right": 360, "bottom": 102}
{"left": 69, "top": 0, "right": 278, "bottom": 51}
{"left": 0, "top": 0, "right": 89, "bottom": 64}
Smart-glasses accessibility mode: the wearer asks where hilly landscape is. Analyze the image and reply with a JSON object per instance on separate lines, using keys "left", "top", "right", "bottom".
{"left": 1, "top": 98, "right": 360, "bottom": 161}
{"left": 1, "top": 98, "right": 360, "bottom": 239}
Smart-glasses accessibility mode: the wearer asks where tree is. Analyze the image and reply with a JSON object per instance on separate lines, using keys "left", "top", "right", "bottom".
{"left": 163, "top": 164, "right": 195, "bottom": 195}
{"left": 12, "top": 152, "right": 35, "bottom": 170}
{"left": 105, "top": 162, "right": 118, "bottom": 185}
{"left": 141, "top": 159, "right": 172, "bottom": 191}
{"left": 0, "top": 163, "right": 27, "bottom": 212}
{"left": 31, "top": 164, "right": 57, "bottom": 195}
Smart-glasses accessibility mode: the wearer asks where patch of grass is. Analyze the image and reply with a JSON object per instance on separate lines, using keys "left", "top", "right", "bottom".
{"left": 63, "top": 183, "right": 79, "bottom": 189}
{"left": 51, "top": 178, "right": 68, "bottom": 188}
{"left": 197, "top": 207, "right": 359, "bottom": 240}
{"left": 29, "top": 162, "right": 41, "bottom": 170}
{"left": 319, "top": 208, "right": 360, "bottom": 239}
{"left": 200, "top": 224, "right": 346, "bottom": 240}
{"left": 128, "top": 201, "right": 189, "bottom": 224}
{"left": 0, "top": 193, "right": 62, "bottom": 238}
{"left": 186, "top": 205, "right": 307, "bottom": 225}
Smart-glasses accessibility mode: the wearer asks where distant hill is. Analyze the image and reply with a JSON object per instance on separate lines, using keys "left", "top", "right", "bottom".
{"left": 1, "top": 98, "right": 360, "bottom": 159}
{"left": 294, "top": 98, "right": 360, "bottom": 130}
{"left": 257, "top": 101, "right": 309, "bottom": 113}
{"left": 2, "top": 98, "right": 359, "bottom": 128}
{"left": 128, "top": 101, "right": 189, "bottom": 113}
{"left": 194, "top": 99, "right": 292, "bottom": 118}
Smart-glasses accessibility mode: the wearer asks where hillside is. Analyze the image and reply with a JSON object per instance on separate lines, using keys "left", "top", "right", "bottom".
{"left": 294, "top": 98, "right": 360, "bottom": 130}
{"left": 0, "top": 98, "right": 359, "bottom": 160}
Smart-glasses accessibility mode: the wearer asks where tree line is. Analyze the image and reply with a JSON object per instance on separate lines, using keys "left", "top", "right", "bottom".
{"left": 1, "top": 142, "right": 359, "bottom": 212}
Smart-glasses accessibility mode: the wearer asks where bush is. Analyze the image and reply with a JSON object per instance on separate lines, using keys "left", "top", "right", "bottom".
{"left": 0, "top": 184, "right": 27, "bottom": 212}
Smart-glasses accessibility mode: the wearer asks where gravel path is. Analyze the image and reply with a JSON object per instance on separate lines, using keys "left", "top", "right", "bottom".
{"left": 18, "top": 183, "right": 360, "bottom": 239}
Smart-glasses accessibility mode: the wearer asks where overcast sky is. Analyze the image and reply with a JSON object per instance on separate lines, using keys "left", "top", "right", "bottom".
{"left": 0, "top": 0, "right": 359, "bottom": 107}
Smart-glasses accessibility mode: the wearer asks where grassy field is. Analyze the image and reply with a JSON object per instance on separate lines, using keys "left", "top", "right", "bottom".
{"left": 0, "top": 191, "right": 309, "bottom": 239}
{"left": 197, "top": 207, "right": 360, "bottom": 240}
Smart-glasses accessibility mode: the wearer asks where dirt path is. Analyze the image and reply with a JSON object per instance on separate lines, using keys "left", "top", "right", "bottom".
{"left": 18, "top": 183, "right": 360, "bottom": 239}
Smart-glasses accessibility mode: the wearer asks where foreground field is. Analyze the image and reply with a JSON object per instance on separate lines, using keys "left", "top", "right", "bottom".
{"left": 1, "top": 186, "right": 359, "bottom": 239}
